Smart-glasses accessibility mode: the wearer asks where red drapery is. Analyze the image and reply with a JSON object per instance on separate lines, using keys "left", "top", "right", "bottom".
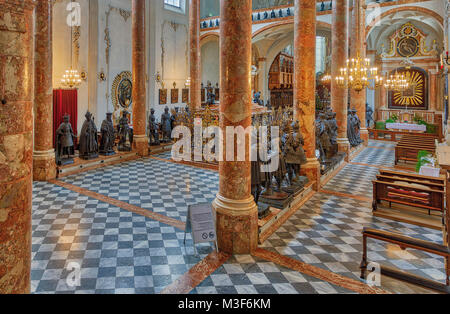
{"left": 53, "top": 89, "right": 78, "bottom": 148}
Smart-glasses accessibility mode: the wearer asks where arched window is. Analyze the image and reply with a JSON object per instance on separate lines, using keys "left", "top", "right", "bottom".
{"left": 164, "top": 0, "right": 186, "bottom": 13}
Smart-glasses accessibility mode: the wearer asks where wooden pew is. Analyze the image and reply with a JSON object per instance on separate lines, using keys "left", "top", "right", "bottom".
{"left": 395, "top": 135, "right": 436, "bottom": 165}
{"left": 373, "top": 170, "right": 445, "bottom": 216}
{"left": 361, "top": 228, "right": 450, "bottom": 293}
{"left": 369, "top": 128, "right": 441, "bottom": 142}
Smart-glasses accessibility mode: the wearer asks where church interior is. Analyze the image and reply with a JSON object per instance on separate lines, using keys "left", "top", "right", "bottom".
{"left": 2, "top": 0, "right": 450, "bottom": 296}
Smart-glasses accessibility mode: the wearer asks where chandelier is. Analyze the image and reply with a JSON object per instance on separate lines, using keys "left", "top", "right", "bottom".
{"left": 60, "top": 3, "right": 81, "bottom": 89}
{"left": 384, "top": 71, "right": 409, "bottom": 92}
{"left": 335, "top": 52, "right": 383, "bottom": 92}
{"left": 61, "top": 69, "right": 82, "bottom": 88}
{"left": 321, "top": 73, "right": 331, "bottom": 84}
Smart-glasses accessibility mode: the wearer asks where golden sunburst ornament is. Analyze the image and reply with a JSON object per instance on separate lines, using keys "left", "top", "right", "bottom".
{"left": 392, "top": 70, "right": 424, "bottom": 107}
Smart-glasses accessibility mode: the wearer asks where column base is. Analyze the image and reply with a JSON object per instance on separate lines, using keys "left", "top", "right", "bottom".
{"left": 212, "top": 194, "right": 258, "bottom": 254}
{"left": 33, "top": 150, "right": 56, "bottom": 181}
{"left": 300, "top": 158, "right": 321, "bottom": 191}
{"left": 337, "top": 138, "right": 351, "bottom": 162}
{"left": 133, "top": 135, "right": 149, "bottom": 157}
{"left": 360, "top": 128, "right": 369, "bottom": 146}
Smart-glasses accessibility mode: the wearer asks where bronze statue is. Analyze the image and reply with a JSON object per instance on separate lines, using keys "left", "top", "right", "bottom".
{"left": 284, "top": 122, "right": 307, "bottom": 188}
{"left": 79, "top": 111, "right": 99, "bottom": 160}
{"left": 118, "top": 110, "right": 133, "bottom": 151}
{"left": 148, "top": 108, "right": 160, "bottom": 146}
{"left": 161, "top": 106, "right": 172, "bottom": 143}
{"left": 348, "top": 109, "right": 363, "bottom": 147}
{"left": 366, "top": 103, "right": 374, "bottom": 129}
{"left": 100, "top": 113, "right": 116, "bottom": 156}
{"left": 55, "top": 115, "right": 75, "bottom": 165}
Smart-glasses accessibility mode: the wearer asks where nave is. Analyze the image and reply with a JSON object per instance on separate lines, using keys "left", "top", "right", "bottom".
{"left": 30, "top": 140, "right": 445, "bottom": 294}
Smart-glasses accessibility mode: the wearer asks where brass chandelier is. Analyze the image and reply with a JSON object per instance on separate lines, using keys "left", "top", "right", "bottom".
{"left": 335, "top": 53, "right": 383, "bottom": 92}
{"left": 334, "top": 0, "right": 382, "bottom": 92}
{"left": 61, "top": 69, "right": 82, "bottom": 88}
{"left": 384, "top": 71, "right": 409, "bottom": 92}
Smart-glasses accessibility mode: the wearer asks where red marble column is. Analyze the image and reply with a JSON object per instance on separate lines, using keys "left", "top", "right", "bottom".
{"left": 33, "top": 0, "right": 56, "bottom": 181}
{"left": 189, "top": 0, "right": 201, "bottom": 111}
{"left": 430, "top": 71, "right": 437, "bottom": 111}
{"left": 379, "top": 77, "right": 387, "bottom": 109}
{"left": 0, "top": 0, "right": 35, "bottom": 294}
{"left": 132, "top": 0, "right": 148, "bottom": 157}
{"left": 212, "top": 0, "right": 258, "bottom": 254}
{"left": 294, "top": 0, "right": 320, "bottom": 191}
{"left": 350, "top": 0, "right": 368, "bottom": 145}
{"left": 331, "top": 0, "right": 350, "bottom": 158}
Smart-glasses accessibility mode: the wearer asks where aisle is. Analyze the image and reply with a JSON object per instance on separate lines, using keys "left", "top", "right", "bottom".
{"left": 260, "top": 140, "right": 445, "bottom": 293}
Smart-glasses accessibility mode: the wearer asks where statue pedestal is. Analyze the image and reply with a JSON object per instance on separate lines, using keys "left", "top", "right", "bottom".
{"left": 259, "top": 193, "right": 294, "bottom": 210}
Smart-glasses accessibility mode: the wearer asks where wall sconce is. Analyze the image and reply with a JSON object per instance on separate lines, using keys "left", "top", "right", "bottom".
{"left": 185, "top": 77, "right": 191, "bottom": 88}
{"left": 98, "top": 71, "right": 106, "bottom": 82}
{"left": 80, "top": 71, "right": 88, "bottom": 81}
{"left": 173, "top": 82, "right": 177, "bottom": 89}
{"left": 156, "top": 71, "right": 162, "bottom": 84}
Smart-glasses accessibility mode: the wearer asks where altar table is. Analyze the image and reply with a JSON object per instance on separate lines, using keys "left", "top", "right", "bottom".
{"left": 386, "top": 123, "right": 427, "bottom": 132}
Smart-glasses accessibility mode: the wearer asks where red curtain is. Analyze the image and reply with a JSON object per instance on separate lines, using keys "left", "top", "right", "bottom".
{"left": 53, "top": 89, "right": 78, "bottom": 148}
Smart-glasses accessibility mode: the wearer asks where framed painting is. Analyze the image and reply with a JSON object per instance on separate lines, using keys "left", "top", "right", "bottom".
{"left": 171, "top": 89, "right": 179, "bottom": 104}
{"left": 182, "top": 88, "right": 189, "bottom": 103}
{"left": 159, "top": 89, "right": 167, "bottom": 105}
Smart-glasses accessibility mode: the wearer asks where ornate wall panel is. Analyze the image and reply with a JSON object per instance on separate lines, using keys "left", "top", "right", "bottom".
{"left": 388, "top": 67, "right": 428, "bottom": 110}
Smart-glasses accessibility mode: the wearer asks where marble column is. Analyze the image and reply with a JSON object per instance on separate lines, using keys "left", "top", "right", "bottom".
{"left": 132, "top": 0, "right": 148, "bottom": 157}
{"left": 294, "top": 0, "right": 320, "bottom": 190}
{"left": 350, "top": 0, "right": 368, "bottom": 145}
{"left": 331, "top": 0, "right": 350, "bottom": 158}
{"left": 0, "top": 0, "right": 35, "bottom": 294}
{"left": 379, "top": 76, "right": 387, "bottom": 110}
{"left": 430, "top": 71, "right": 437, "bottom": 112}
{"left": 212, "top": 0, "right": 258, "bottom": 254}
{"left": 33, "top": 0, "right": 56, "bottom": 181}
{"left": 189, "top": 0, "right": 201, "bottom": 111}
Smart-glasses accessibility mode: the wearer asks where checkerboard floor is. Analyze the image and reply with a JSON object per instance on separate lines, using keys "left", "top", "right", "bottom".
{"left": 190, "top": 255, "right": 354, "bottom": 294}
{"left": 322, "top": 163, "right": 380, "bottom": 197}
{"left": 351, "top": 147, "right": 395, "bottom": 167}
{"left": 62, "top": 158, "right": 219, "bottom": 223}
{"left": 32, "top": 181, "right": 213, "bottom": 294}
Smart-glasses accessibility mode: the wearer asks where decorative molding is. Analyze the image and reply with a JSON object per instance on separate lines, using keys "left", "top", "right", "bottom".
{"left": 160, "top": 20, "right": 189, "bottom": 83}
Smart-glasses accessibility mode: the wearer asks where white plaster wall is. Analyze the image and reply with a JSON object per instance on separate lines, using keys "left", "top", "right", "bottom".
{"left": 201, "top": 40, "right": 219, "bottom": 86}
{"left": 148, "top": 0, "right": 190, "bottom": 121}
{"left": 96, "top": 0, "right": 132, "bottom": 126}
{"left": 53, "top": 0, "right": 90, "bottom": 135}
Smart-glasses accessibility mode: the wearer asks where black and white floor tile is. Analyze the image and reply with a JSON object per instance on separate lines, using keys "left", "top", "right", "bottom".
{"left": 31, "top": 182, "right": 213, "bottom": 294}
{"left": 62, "top": 159, "right": 219, "bottom": 223}
{"left": 190, "top": 255, "right": 354, "bottom": 294}
{"left": 351, "top": 147, "right": 395, "bottom": 167}
{"left": 260, "top": 186, "right": 447, "bottom": 291}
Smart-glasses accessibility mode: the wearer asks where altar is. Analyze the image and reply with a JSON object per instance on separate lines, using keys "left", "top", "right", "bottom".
{"left": 386, "top": 123, "right": 427, "bottom": 133}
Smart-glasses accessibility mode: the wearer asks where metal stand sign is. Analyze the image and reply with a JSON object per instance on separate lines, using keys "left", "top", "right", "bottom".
{"left": 184, "top": 203, "right": 218, "bottom": 255}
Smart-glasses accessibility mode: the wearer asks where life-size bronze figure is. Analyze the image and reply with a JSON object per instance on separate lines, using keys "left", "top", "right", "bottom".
{"left": 100, "top": 113, "right": 116, "bottom": 156}
{"left": 284, "top": 122, "right": 308, "bottom": 189}
{"left": 366, "top": 103, "right": 374, "bottom": 129}
{"left": 79, "top": 111, "right": 99, "bottom": 160}
{"left": 161, "top": 106, "right": 172, "bottom": 143}
{"left": 55, "top": 115, "right": 75, "bottom": 165}
{"left": 118, "top": 110, "right": 133, "bottom": 151}
{"left": 148, "top": 108, "right": 160, "bottom": 146}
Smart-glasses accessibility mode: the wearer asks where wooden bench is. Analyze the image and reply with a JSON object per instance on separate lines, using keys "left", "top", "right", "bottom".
{"left": 395, "top": 135, "right": 436, "bottom": 165}
{"left": 373, "top": 170, "right": 445, "bottom": 217}
{"left": 361, "top": 227, "right": 450, "bottom": 293}
{"left": 369, "top": 128, "right": 440, "bottom": 142}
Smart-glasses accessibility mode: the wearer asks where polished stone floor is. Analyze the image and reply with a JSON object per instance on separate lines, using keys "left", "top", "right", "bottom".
{"left": 30, "top": 140, "right": 445, "bottom": 294}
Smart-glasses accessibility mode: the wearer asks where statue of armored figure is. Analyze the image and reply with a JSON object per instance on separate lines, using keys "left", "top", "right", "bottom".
{"left": 161, "top": 106, "right": 172, "bottom": 143}
{"left": 79, "top": 111, "right": 99, "bottom": 160}
{"left": 148, "top": 109, "right": 160, "bottom": 146}
{"left": 118, "top": 110, "right": 134, "bottom": 151}
{"left": 316, "top": 113, "right": 332, "bottom": 160}
{"left": 284, "top": 122, "right": 308, "bottom": 192}
{"left": 100, "top": 113, "right": 116, "bottom": 156}
{"left": 55, "top": 115, "right": 75, "bottom": 165}
{"left": 366, "top": 103, "right": 374, "bottom": 129}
